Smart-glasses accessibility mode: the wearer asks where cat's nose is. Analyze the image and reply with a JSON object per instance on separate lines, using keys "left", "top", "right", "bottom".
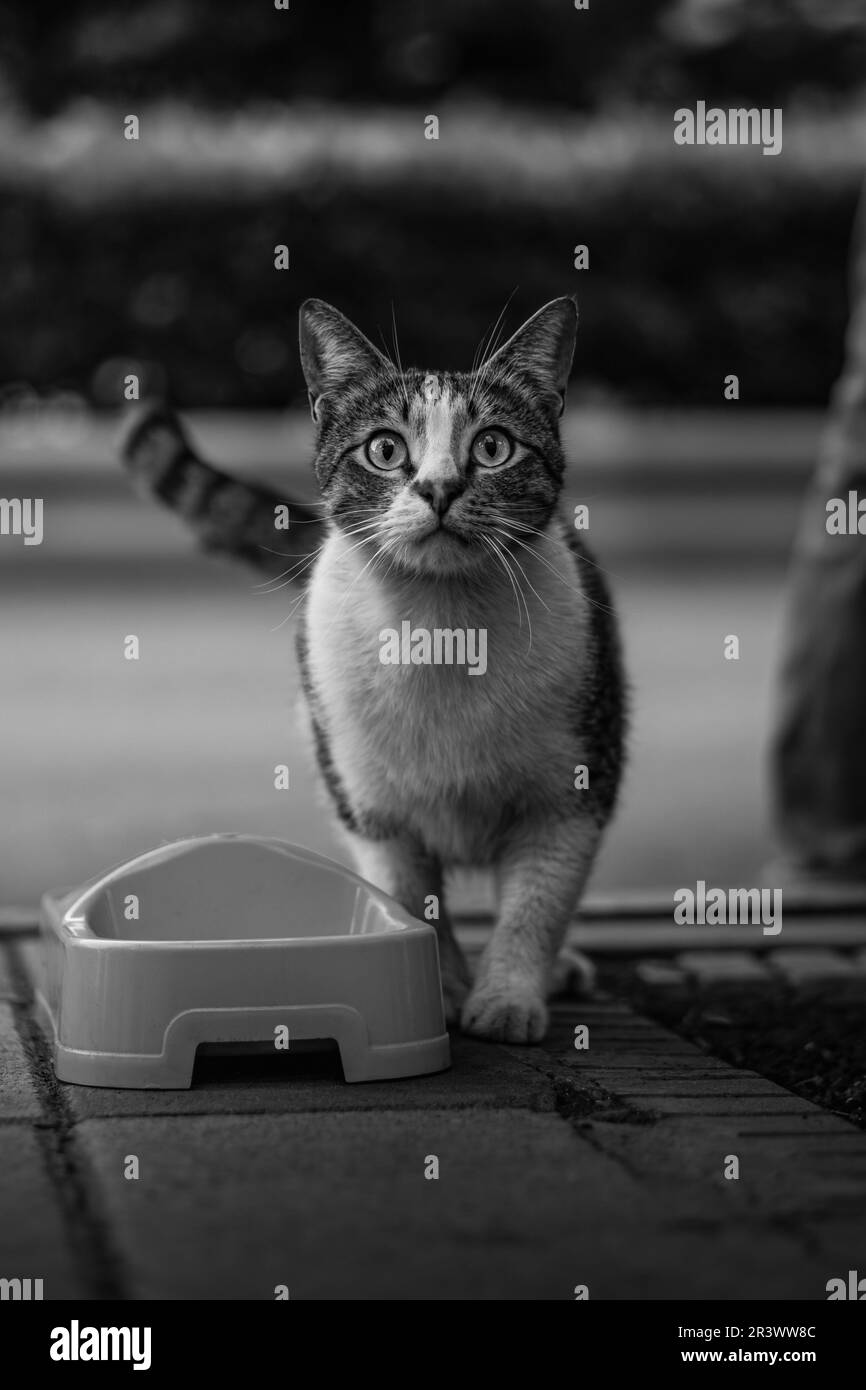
{"left": 414, "top": 474, "right": 464, "bottom": 517}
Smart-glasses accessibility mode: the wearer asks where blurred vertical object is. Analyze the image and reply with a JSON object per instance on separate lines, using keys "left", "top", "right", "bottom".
{"left": 772, "top": 178, "right": 866, "bottom": 880}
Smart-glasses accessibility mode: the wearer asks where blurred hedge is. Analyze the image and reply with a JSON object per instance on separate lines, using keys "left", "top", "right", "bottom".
{"left": 0, "top": 104, "right": 861, "bottom": 408}
{"left": 1, "top": 0, "right": 865, "bottom": 115}
{"left": 2, "top": 1, "right": 864, "bottom": 408}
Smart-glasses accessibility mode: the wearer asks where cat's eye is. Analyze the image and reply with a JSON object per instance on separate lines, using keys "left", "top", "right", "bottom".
{"left": 365, "top": 432, "right": 408, "bottom": 471}
{"left": 471, "top": 428, "right": 513, "bottom": 469}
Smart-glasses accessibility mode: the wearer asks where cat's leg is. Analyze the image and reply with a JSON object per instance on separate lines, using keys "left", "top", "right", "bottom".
{"left": 342, "top": 831, "right": 471, "bottom": 1024}
{"left": 492, "top": 864, "right": 596, "bottom": 997}
{"left": 462, "top": 815, "right": 601, "bottom": 1043}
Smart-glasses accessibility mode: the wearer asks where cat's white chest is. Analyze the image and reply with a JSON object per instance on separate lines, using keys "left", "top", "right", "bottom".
{"left": 304, "top": 528, "right": 589, "bottom": 857}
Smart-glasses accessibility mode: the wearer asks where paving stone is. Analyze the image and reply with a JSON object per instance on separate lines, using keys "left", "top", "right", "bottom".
{"left": 548, "top": 1017, "right": 690, "bottom": 1051}
{"left": 596, "top": 1093, "right": 824, "bottom": 1117}
{"left": 633, "top": 960, "right": 688, "bottom": 989}
{"left": 565, "top": 1069, "right": 790, "bottom": 1097}
{"left": 769, "top": 950, "right": 861, "bottom": 988}
{"left": 542, "top": 1009, "right": 718, "bottom": 1067}
{"left": 74, "top": 1109, "right": 819, "bottom": 1300}
{"left": 560, "top": 1040, "right": 742, "bottom": 1069}
{"left": 581, "top": 1048, "right": 711, "bottom": 1068}
{"left": 61, "top": 1032, "right": 554, "bottom": 1120}
{"left": 556, "top": 1012, "right": 661, "bottom": 1030}
{"left": 733, "top": 1117, "right": 866, "bottom": 1136}
{"left": 580, "top": 1054, "right": 748, "bottom": 1074}
{"left": 585, "top": 1114, "right": 866, "bottom": 1224}
{"left": 0, "top": 1127, "right": 88, "bottom": 1297}
{"left": 804, "top": 1218, "right": 866, "bottom": 1290}
{"left": 549, "top": 1013, "right": 681, "bottom": 1036}
{"left": 550, "top": 1000, "right": 635, "bottom": 1017}
{"left": 0, "top": 1002, "right": 41, "bottom": 1119}
{"left": 675, "top": 950, "right": 774, "bottom": 984}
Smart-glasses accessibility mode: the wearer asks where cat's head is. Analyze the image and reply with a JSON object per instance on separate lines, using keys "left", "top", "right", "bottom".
{"left": 299, "top": 296, "right": 577, "bottom": 578}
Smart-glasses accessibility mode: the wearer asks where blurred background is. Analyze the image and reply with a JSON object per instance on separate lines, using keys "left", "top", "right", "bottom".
{"left": 1, "top": 0, "right": 865, "bottom": 907}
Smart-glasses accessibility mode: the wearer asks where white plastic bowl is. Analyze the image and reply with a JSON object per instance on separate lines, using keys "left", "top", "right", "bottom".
{"left": 36, "top": 835, "right": 450, "bottom": 1088}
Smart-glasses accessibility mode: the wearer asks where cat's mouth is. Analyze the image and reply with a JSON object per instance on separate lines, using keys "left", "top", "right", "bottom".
{"left": 397, "top": 519, "right": 479, "bottom": 575}
{"left": 415, "top": 519, "right": 470, "bottom": 547}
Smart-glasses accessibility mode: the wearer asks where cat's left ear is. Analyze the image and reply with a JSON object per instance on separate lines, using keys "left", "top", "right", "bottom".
{"left": 483, "top": 296, "right": 577, "bottom": 417}
{"left": 299, "top": 299, "right": 389, "bottom": 422}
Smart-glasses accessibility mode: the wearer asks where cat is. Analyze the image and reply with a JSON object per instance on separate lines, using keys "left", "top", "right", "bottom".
{"left": 121, "top": 296, "right": 626, "bottom": 1042}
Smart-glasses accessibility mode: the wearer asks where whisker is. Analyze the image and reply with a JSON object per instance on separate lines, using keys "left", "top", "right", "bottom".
{"left": 485, "top": 532, "right": 532, "bottom": 650}
{"left": 493, "top": 527, "right": 615, "bottom": 617}
{"left": 268, "top": 528, "right": 387, "bottom": 631}
{"left": 269, "top": 586, "right": 311, "bottom": 632}
{"left": 482, "top": 535, "right": 522, "bottom": 634}
{"left": 492, "top": 510, "right": 625, "bottom": 586}
{"left": 390, "top": 302, "right": 411, "bottom": 416}
{"left": 494, "top": 537, "right": 533, "bottom": 644}
{"left": 488, "top": 528, "right": 552, "bottom": 615}
{"left": 376, "top": 327, "right": 397, "bottom": 372}
{"left": 477, "top": 290, "right": 516, "bottom": 370}
{"left": 333, "top": 540, "right": 392, "bottom": 620}
{"left": 278, "top": 509, "right": 328, "bottom": 523}
{"left": 255, "top": 553, "right": 321, "bottom": 594}
{"left": 470, "top": 288, "right": 518, "bottom": 407}
{"left": 255, "top": 522, "right": 381, "bottom": 593}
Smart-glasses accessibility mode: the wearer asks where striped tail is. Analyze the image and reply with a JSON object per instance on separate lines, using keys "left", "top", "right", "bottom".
{"left": 119, "top": 402, "right": 324, "bottom": 580}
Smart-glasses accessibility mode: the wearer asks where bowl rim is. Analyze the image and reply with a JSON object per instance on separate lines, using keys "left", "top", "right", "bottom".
{"left": 41, "top": 833, "right": 430, "bottom": 949}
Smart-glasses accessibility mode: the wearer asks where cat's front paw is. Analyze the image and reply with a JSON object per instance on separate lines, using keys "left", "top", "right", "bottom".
{"left": 461, "top": 980, "right": 548, "bottom": 1044}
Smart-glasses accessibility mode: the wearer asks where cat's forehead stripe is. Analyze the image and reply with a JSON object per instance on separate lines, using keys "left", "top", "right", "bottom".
{"left": 412, "top": 376, "right": 468, "bottom": 460}
{"left": 422, "top": 373, "right": 440, "bottom": 403}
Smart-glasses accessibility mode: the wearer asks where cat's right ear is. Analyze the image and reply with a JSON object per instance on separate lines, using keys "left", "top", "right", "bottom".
{"left": 483, "top": 296, "right": 578, "bottom": 418}
{"left": 299, "top": 299, "right": 388, "bottom": 423}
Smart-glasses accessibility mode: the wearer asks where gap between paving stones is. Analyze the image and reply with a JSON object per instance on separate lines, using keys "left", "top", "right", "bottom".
{"left": 3, "top": 940, "right": 131, "bottom": 1298}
